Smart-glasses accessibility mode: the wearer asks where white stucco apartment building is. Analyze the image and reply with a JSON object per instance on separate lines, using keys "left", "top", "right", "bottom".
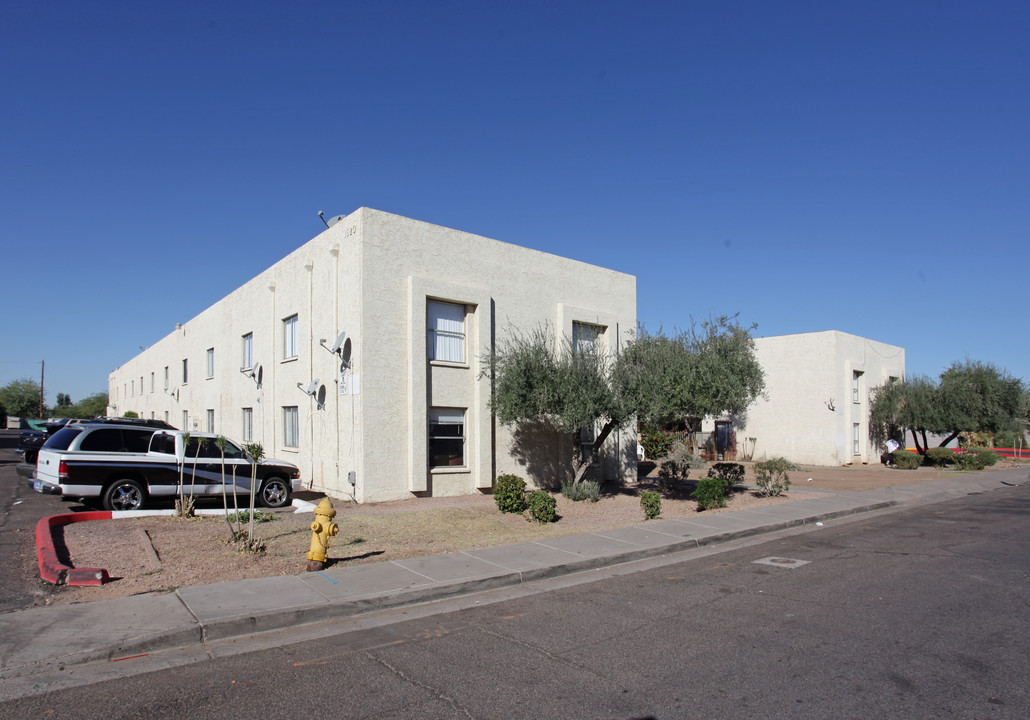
{"left": 108, "top": 208, "right": 637, "bottom": 503}
{"left": 704, "top": 330, "right": 906, "bottom": 466}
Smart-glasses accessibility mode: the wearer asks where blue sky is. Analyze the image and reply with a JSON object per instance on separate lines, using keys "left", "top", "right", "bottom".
{"left": 2, "top": 1, "right": 1028, "bottom": 406}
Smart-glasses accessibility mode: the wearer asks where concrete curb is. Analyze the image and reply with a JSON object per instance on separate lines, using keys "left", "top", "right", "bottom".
{"left": 35, "top": 512, "right": 112, "bottom": 586}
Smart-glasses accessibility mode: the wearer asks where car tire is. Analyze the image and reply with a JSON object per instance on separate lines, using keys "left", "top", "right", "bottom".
{"left": 103, "top": 479, "right": 147, "bottom": 512}
{"left": 258, "top": 477, "right": 291, "bottom": 508}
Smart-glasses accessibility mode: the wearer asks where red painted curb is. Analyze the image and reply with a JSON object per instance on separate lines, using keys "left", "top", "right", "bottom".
{"left": 36, "top": 511, "right": 113, "bottom": 586}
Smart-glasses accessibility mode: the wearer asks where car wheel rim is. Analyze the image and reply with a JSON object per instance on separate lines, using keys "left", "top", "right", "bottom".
{"left": 112, "top": 486, "right": 141, "bottom": 511}
{"left": 263, "top": 482, "right": 286, "bottom": 505}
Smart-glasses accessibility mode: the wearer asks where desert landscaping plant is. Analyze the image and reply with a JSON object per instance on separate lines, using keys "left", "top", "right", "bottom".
{"left": 693, "top": 476, "right": 728, "bottom": 510}
{"left": 525, "top": 490, "right": 558, "bottom": 523}
{"left": 707, "top": 462, "right": 745, "bottom": 490}
{"left": 175, "top": 432, "right": 195, "bottom": 518}
{"left": 640, "top": 490, "right": 662, "bottom": 519}
{"left": 657, "top": 439, "right": 707, "bottom": 484}
{"left": 561, "top": 479, "right": 600, "bottom": 502}
{"left": 494, "top": 473, "right": 528, "bottom": 513}
{"left": 754, "top": 457, "right": 792, "bottom": 496}
{"left": 241, "top": 441, "right": 265, "bottom": 550}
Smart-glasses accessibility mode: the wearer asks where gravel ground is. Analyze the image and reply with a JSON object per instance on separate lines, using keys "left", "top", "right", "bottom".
{"left": 47, "top": 461, "right": 1019, "bottom": 606}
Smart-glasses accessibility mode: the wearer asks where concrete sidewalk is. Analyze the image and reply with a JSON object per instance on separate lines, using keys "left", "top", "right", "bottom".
{"left": 2, "top": 467, "right": 1027, "bottom": 686}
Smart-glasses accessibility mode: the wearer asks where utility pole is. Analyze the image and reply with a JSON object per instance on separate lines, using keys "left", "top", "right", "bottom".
{"left": 39, "top": 360, "right": 45, "bottom": 419}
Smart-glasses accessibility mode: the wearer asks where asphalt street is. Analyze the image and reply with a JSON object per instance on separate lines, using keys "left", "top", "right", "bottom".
{"left": 3, "top": 479, "right": 1027, "bottom": 719}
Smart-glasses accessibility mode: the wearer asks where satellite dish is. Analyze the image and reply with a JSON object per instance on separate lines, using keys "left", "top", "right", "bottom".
{"left": 327, "top": 214, "right": 346, "bottom": 227}
{"left": 306, "top": 378, "right": 322, "bottom": 396}
{"left": 253, "top": 363, "right": 263, "bottom": 387}
{"left": 315, "top": 384, "right": 327, "bottom": 410}
{"left": 330, "top": 331, "right": 347, "bottom": 354}
{"left": 340, "top": 337, "right": 352, "bottom": 369}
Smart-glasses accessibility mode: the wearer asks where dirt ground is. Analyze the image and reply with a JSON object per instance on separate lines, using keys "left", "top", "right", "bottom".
{"left": 47, "top": 461, "right": 1021, "bottom": 606}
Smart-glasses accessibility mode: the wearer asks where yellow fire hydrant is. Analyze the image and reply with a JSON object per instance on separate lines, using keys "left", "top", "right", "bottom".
{"left": 306, "top": 497, "right": 339, "bottom": 572}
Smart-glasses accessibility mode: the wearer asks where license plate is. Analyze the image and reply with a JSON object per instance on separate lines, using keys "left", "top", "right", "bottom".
{"left": 33, "top": 480, "right": 43, "bottom": 492}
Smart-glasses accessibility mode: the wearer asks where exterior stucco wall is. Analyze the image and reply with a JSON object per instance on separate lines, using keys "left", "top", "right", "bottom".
{"left": 715, "top": 330, "right": 905, "bottom": 466}
{"left": 109, "top": 208, "right": 636, "bottom": 504}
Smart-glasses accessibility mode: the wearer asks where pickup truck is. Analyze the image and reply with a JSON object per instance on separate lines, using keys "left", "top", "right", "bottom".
{"left": 33, "top": 422, "right": 301, "bottom": 511}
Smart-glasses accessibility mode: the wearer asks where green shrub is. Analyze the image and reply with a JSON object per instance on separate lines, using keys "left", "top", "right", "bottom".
{"left": 694, "top": 476, "right": 728, "bottom": 510}
{"left": 968, "top": 447, "right": 999, "bottom": 467}
{"left": 640, "top": 490, "right": 661, "bottom": 520}
{"left": 494, "top": 474, "right": 527, "bottom": 513}
{"left": 892, "top": 450, "right": 922, "bottom": 470}
{"left": 924, "top": 447, "right": 954, "bottom": 468}
{"left": 525, "top": 490, "right": 557, "bottom": 523}
{"left": 954, "top": 447, "right": 999, "bottom": 471}
{"left": 561, "top": 479, "right": 600, "bottom": 502}
{"left": 707, "top": 462, "right": 745, "bottom": 489}
{"left": 640, "top": 430, "right": 681, "bottom": 460}
{"left": 754, "top": 457, "right": 791, "bottom": 497}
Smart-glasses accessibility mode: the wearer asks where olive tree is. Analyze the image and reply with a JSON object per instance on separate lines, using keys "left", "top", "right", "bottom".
{"left": 870, "top": 360, "right": 1026, "bottom": 454}
{"left": 486, "top": 316, "right": 765, "bottom": 486}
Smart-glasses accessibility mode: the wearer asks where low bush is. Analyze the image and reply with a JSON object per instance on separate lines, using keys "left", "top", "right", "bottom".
{"left": 226, "top": 510, "right": 278, "bottom": 524}
{"left": 694, "top": 476, "right": 728, "bottom": 510}
{"left": 969, "top": 447, "right": 999, "bottom": 467}
{"left": 658, "top": 439, "right": 707, "bottom": 483}
{"left": 494, "top": 474, "right": 527, "bottom": 513}
{"left": 525, "top": 490, "right": 558, "bottom": 523}
{"left": 924, "top": 447, "right": 954, "bottom": 468}
{"left": 561, "top": 479, "right": 600, "bottom": 502}
{"left": 892, "top": 450, "right": 922, "bottom": 470}
{"left": 707, "top": 462, "right": 745, "bottom": 489}
{"left": 640, "top": 490, "right": 661, "bottom": 520}
{"left": 954, "top": 447, "right": 999, "bottom": 471}
{"left": 754, "top": 457, "right": 791, "bottom": 497}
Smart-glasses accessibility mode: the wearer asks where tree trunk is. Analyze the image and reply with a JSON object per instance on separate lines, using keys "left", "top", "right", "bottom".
{"left": 571, "top": 420, "right": 617, "bottom": 486}
{"left": 910, "top": 428, "right": 924, "bottom": 455}
{"left": 938, "top": 431, "right": 961, "bottom": 448}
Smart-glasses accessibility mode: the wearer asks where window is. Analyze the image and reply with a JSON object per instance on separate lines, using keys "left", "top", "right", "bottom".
{"left": 242, "top": 407, "right": 253, "bottom": 442}
{"left": 182, "top": 410, "right": 189, "bottom": 430}
{"left": 572, "top": 322, "right": 604, "bottom": 354}
{"left": 852, "top": 371, "right": 863, "bottom": 403}
{"left": 150, "top": 372, "right": 155, "bottom": 393}
{"left": 427, "top": 300, "right": 466, "bottom": 362}
{"left": 164, "top": 411, "right": 169, "bottom": 424}
{"left": 429, "top": 408, "right": 465, "bottom": 467}
{"left": 853, "top": 423, "right": 861, "bottom": 455}
{"left": 206, "top": 409, "right": 214, "bottom": 433}
{"left": 131, "top": 379, "right": 135, "bottom": 397}
{"left": 164, "top": 366, "right": 169, "bottom": 390}
{"left": 242, "top": 332, "right": 254, "bottom": 369}
{"left": 206, "top": 348, "right": 214, "bottom": 378}
{"left": 283, "top": 315, "right": 298, "bottom": 359}
{"left": 182, "top": 358, "right": 189, "bottom": 384}
{"left": 283, "top": 406, "right": 299, "bottom": 447}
